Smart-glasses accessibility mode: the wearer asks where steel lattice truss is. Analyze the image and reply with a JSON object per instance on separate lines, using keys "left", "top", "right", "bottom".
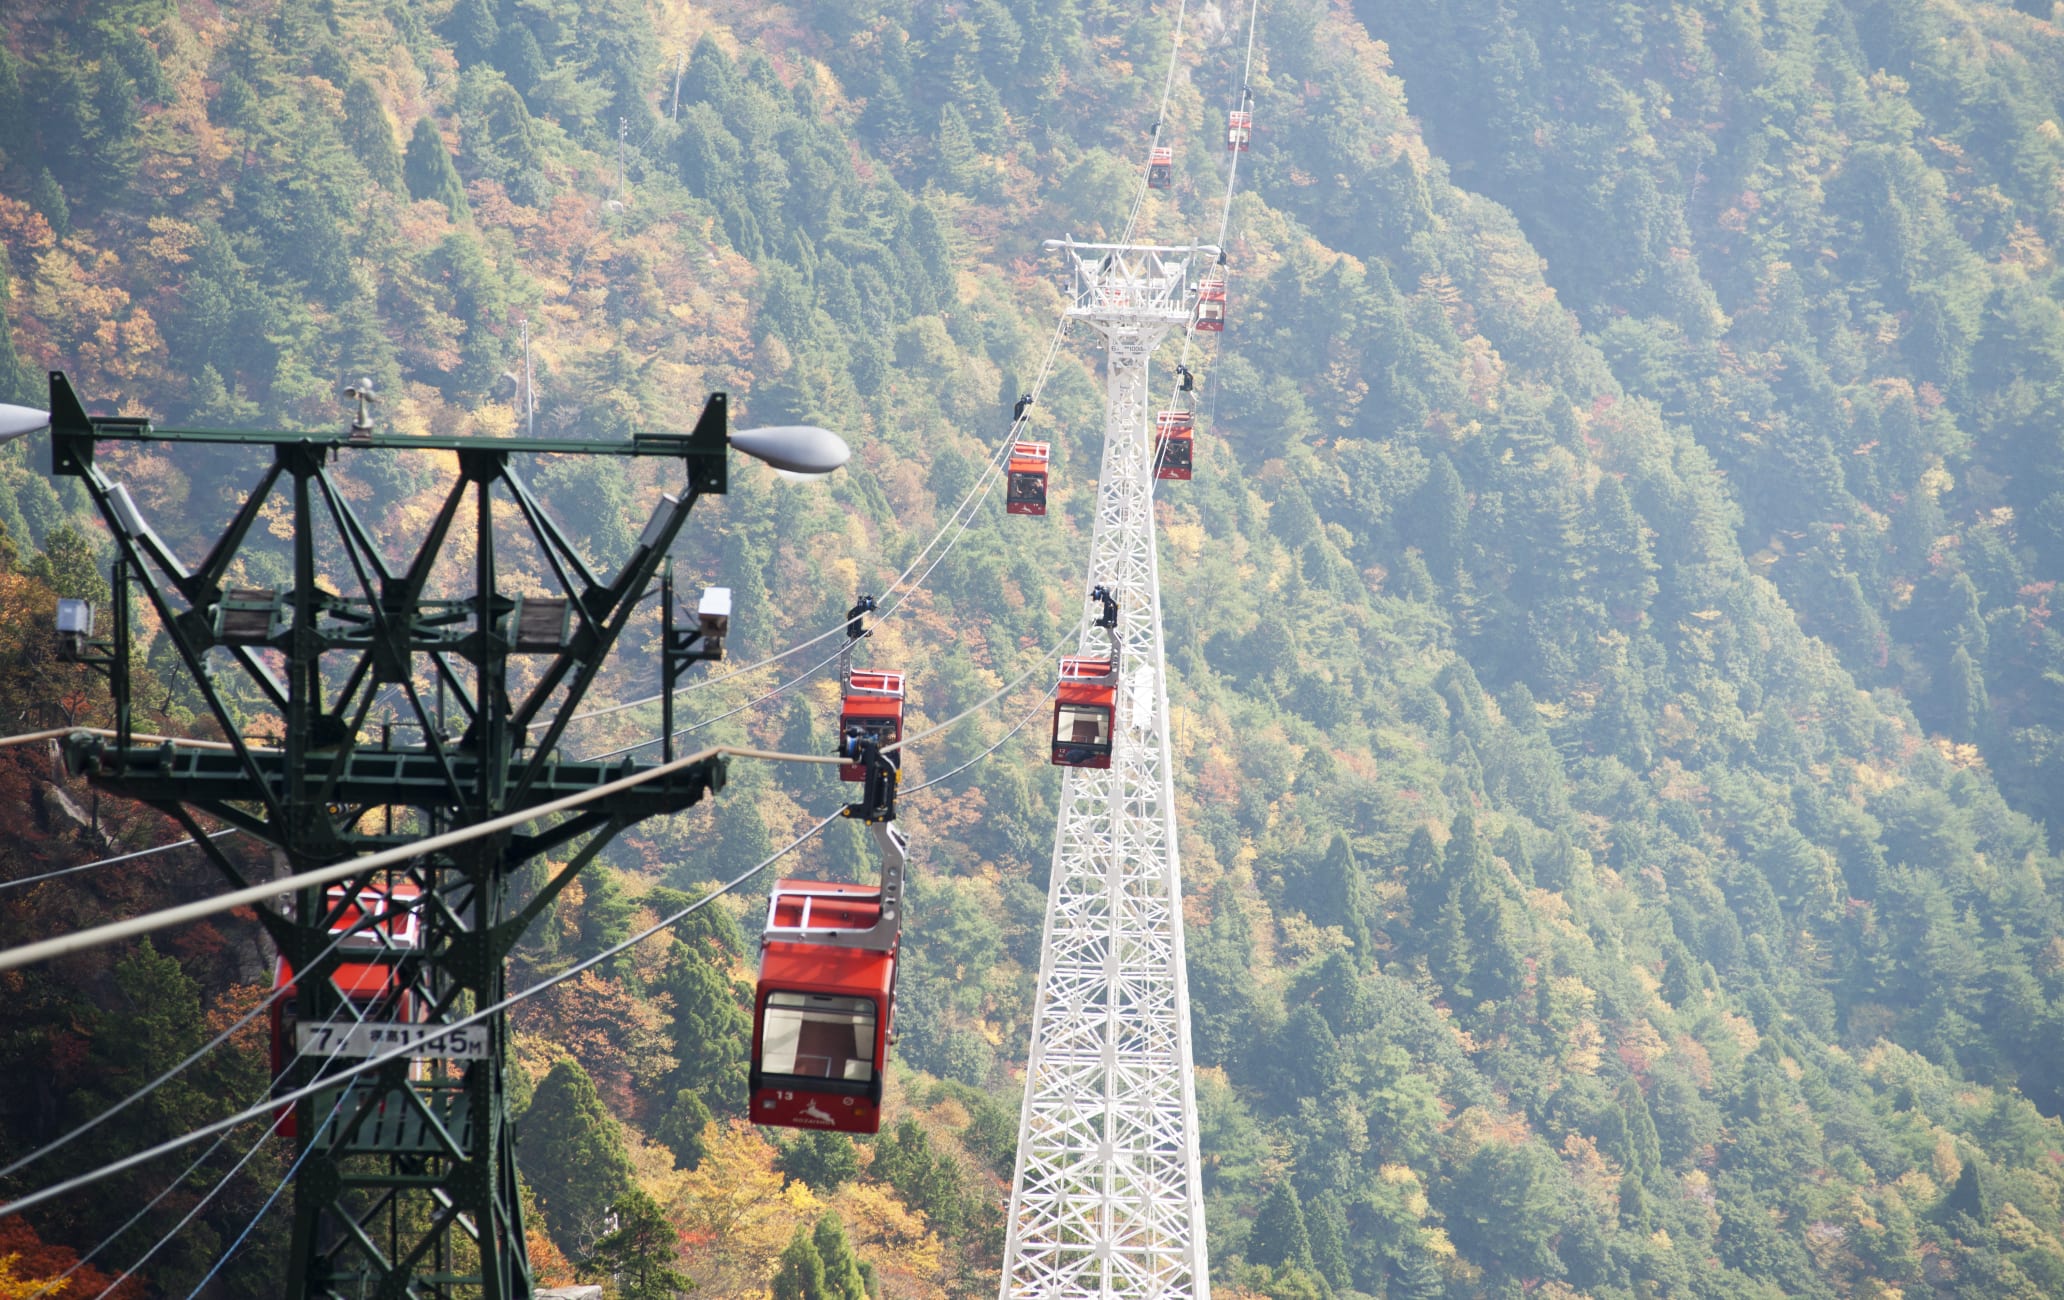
{"left": 1001, "top": 242, "right": 1217, "bottom": 1300}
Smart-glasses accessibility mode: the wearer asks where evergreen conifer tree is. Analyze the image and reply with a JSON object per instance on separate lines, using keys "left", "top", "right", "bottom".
{"left": 1276, "top": 1005, "right": 1342, "bottom": 1100}
{"left": 31, "top": 168, "right": 70, "bottom": 240}
{"left": 1188, "top": 877, "right": 1258, "bottom": 1069}
{"left": 773, "top": 1223, "right": 830, "bottom": 1300}
{"left": 88, "top": 63, "right": 143, "bottom": 200}
{"left": 1416, "top": 454, "right": 1469, "bottom": 587}
{"left": 1617, "top": 1171, "right": 1653, "bottom": 1231}
{"left": 443, "top": 0, "right": 501, "bottom": 67}
{"left": 404, "top": 116, "right": 469, "bottom": 219}
{"left": 1947, "top": 646, "right": 1990, "bottom": 742}
{"left": 813, "top": 1213, "right": 869, "bottom": 1300}
{"left": 0, "top": 43, "right": 27, "bottom": 164}
{"left": 1428, "top": 811, "right": 1529, "bottom": 1007}
{"left": 1305, "top": 1192, "right": 1352, "bottom": 1289}
{"left": 1294, "top": 950, "right": 1376, "bottom": 1037}
{"left": 521, "top": 1059, "right": 636, "bottom": 1254}
{"left": 1945, "top": 1153, "right": 1991, "bottom": 1225}
{"left": 906, "top": 201, "right": 955, "bottom": 311}
{"left": 652, "top": 1087, "right": 714, "bottom": 1170}
{"left": 1298, "top": 833, "right": 1374, "bottom": 960}
{"left": 658, "top": 942, "right": 750, "bottom": 1107}
{"left": 1248, "top": 1181, "right": 1313, "bottom": 1270}
{"left": 1496, "top": 824, "right": 1534, "bottom": 887}
{"left": 574, "top": 865, "right": 635, "bottom": 961}
{"left": 581, "top": 1187, "right": 692, "bottom": 1300}
{"left": 1588, "top": 473, "right": 1658, "bottom": 623}
{"left": 779, "top": 1129, "right": 862, "bottom": 1191}
{"left": 1398, "top": 825, "right": 1444, "bottom": 944}
{"left": 0, "top": 261, "right": 32, "bottom": 405}
{"left": 1606, "top": 1077, "right": 1663, "bottom": 1181}
{"left": 496, "top": 22, "right": 547, "bottom": 102}
{"left": 872, "top": 1118, "right": 971, "bottom": 1238}
{"left": 342, "top": 78, "right": 405, "bottom": 191}
{"left": 213, "top": 69, "right": 257, "bottom": 133}
{"left": 1392, "top": 1247, "right": 1445, "bottom": 1300}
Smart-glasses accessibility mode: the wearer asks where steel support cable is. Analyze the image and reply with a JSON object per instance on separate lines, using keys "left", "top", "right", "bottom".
{"left": 874, "top": 311, "right": 1072, "bottom": 615}
{"left": 902, "top": 684, "right": 1056, "bottom": 798}
{"left": 576, "top": 638, "right": 852, "bottom": 764}
{"left": 0, "top": 891, "right": 433, "bottom": 1181}
{"left": 565, "top": 308, "right": 1069, "bottom": 738}
{"left": 28, "top": 1128, "right": 246, "bottom": 1300}
{"left": 0, "top": 726, "right": 269, "bottom": 895}
{"left": 565, "top": 613, "right": 857, "bottom": 723}
{"left": 0, "top": 744, "right": 827, "bottom": 976}
{"left": 0, "top": 828, "right": 243, "bottom": 894}
{"left": 587, "top": 614, "right": 1072, "bottom": 767}
{"left": 577, "top": 318, "right": 1075, "bottom": 765}
{"left": 0, "top": 620, "right": 1073, "bottom": 1221}
{"left": 0, "top": 622, "right": 1073, "bottom": 974}
{"left": 1148, "top": 0, "right": 1263, "bottom": 483}
{"left": 0, "top": 812, "right": 842, "bottom": 1221}
{"left": 173, "top": 1092, "right": 354, "bottom": 1300}
{"left": 128, "top": 682, "right": 1059, "bottom": 1296}
{"left": 51, "top": 1005, "right": 373, "bottom": 1300}
{"left": 1117, "top": 0, "right": 1194, "bottom": 250}
{"left": 27, "top": 958, "right": 420, "bottom": 1300}
{"left": 154, "top": 1127, "right": 285, "bottom": 1300}
{"left": 0, "top": 726, "right": 261, "bottom": 754}
{"left": 10, "top": 309, "right": 1073, "bottom": 890}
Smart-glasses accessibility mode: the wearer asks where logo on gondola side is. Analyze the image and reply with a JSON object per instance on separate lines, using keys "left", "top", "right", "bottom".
{"left": 798, "top": 1100, "right": 836, "bottom": 1126}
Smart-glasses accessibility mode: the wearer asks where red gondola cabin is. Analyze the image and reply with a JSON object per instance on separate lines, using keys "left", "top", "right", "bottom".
{"left": 1148, "top": 145, "right": 1173, "bottom": 189}
{"left": 1053, "top": 655, "right": 1118, "bottom": 768}
{"left": 838, "top": 670, "right": 904, "bottom": 781}
{"left": 1007, "top": 441, "right": 1051, "bottom": 516}
{"left": 1196, "top": 268, "right": 1226, "bottom": 333}
{"left": 269, "top": 881, "right": 423, "bottom": 1137}
{"left": 1227, "top": 109, "right": 1253, "bottom": 152}
{"left": 1154, "top": 411, "right": 1194, "bottom": 481}
{"left": 751, "top": 876, "right": 898, "bottom": 1133}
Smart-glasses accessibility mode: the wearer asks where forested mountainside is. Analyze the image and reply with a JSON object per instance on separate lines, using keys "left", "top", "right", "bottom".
{"left": 2, "top": 0, "right": 2064, "bottom": 1297}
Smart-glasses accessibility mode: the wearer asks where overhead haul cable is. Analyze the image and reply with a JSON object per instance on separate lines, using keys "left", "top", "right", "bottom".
{"left": 0, "top": 625, "right": 1071, "bottom": 975}
{"left": 1119, "top": 0, "right": 1195, "bottom": 250}
{"left": 0, "top": 891, "right": 432, "bottom": 1180}
{"left": 0, "top": 622, "right": 1075, "bottom": 1217}
{"left": 0, "top": 828, "right": 242, "bottom": 894}
{"left": 1152, "top": 0, "right": 1263, "bottom": 478}
{"left": 0, "top": 812, "right": 841, "bottom": 1220}
{"left": 27, "top": 965, "right": 423, "bottom": 1299}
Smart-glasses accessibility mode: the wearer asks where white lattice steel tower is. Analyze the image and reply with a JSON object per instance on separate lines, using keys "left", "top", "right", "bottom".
{"left": 1000, "top": 241, "right": 1218, "bottom": 1300}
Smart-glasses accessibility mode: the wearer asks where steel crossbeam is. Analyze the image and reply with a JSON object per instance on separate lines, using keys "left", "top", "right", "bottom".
{"left": 1001, "top": 243, "right": 1212, "bottom": 1300}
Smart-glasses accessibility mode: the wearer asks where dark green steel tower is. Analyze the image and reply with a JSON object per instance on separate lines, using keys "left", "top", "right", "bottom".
{"left": 47, "top": 371, "right": 746, "bottom": 1297}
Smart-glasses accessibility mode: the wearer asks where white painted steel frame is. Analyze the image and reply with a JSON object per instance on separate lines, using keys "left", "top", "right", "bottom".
{"left": 1000, "top": 244, "right": 1211, "bottom": 1300}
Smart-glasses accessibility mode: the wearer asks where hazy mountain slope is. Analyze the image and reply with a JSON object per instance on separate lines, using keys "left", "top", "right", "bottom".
{"left": 0, "top": 1, "right": 2061, "bottom": 1298}
{"left": 1378, "top": 0, "right": 2064, "bottom": 837}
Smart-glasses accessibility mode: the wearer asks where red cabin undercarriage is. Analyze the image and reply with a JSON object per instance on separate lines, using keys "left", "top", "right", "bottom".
{"left": 1228, "top": 109, "right": 1253, "bottom": 152}
{"left": 1054, "top": 656, "right": 1117, "bottom": 769}
{"left": 267, "top": 881, "right": 424, "bottom": 1137}
{"left": 838, "top": 670, "right": 905, "bottom": 781}
{"left": 1155, "top": 411, "right": 1194, "bottom": 481}
{"left": 1007, "top": 441, "right": 1051, "bottom": 516}
{"left": 1196, "top": 271, "right": 1227, "bottom": 333}
{"left": 751, "top": 880, "right": 896, "bottom": 1134}
{"left": 1148, "top": 145, "right": 1174, "bottom": 189}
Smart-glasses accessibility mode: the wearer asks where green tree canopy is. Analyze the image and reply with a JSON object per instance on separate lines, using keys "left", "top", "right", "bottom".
{"left": 403, "top": 115, "right": 468, "bottom": 219}
{"left": 521, "top": 1058, "right": 636, "bottom": 1255}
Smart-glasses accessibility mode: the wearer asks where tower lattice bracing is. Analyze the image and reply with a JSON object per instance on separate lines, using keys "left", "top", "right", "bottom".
{"left": 1000, "top": 243, "right": 1216, "bottom": 1300}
